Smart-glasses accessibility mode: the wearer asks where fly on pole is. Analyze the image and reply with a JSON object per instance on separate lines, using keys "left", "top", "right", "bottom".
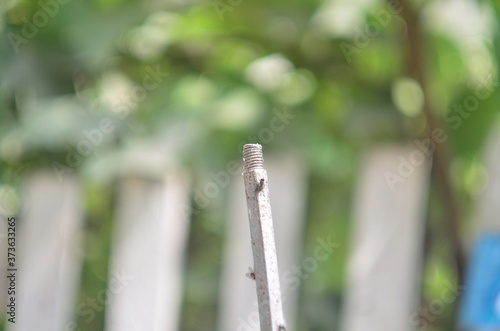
{"left": 242, "top": 144, "right": 287, "bottom": 331}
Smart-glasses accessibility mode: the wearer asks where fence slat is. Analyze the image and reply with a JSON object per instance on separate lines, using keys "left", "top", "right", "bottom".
{"left": 7, "top": 172, "right": 83, "bottom": 331}
{"left": 105, "top": 172, "right": 190, "bottom": 331}
{"left": 218, "top": 155, "right": 307, "bottom": 331}
{"left": 342, "top": 146, "right": 430, "bottom": 331}
{"left": 476, "top": 130, "right": 500, "bottom": 234}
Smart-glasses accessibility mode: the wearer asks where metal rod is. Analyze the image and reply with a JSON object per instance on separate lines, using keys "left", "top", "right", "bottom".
{"left": 242, "top": 144, "right": 287, "bottom": 331}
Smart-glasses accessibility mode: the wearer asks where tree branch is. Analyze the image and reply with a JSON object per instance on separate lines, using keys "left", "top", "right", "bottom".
{"left": 395, "top": 0, "right": 466, "bottom": 284}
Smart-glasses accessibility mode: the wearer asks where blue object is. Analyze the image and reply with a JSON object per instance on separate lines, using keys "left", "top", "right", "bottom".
{"left": 460, "top": 234, "right": 500, "bottom": 329}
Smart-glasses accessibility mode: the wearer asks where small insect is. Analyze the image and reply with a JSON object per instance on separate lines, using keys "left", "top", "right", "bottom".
{"left": 278, "top": 325, "right": 287, "bottom": 331}
{"left": 246, "top": 267, "right": 256, "bottom": 280}
{"left": 255, "top": 178, "right": 265, "bottom": 192}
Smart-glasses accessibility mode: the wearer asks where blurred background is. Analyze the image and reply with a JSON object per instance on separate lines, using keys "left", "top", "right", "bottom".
{"left": 1, "top": 0, "right": 500, "bottom": 330}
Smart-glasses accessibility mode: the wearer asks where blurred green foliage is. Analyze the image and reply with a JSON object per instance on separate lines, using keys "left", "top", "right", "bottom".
{"left": 1, "top": 0, "right": 500, "bottom": 329}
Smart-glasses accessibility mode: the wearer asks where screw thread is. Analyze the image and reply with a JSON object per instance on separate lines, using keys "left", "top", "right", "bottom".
{"left": 243, "top": 144, "right": 264, "bottom": 171}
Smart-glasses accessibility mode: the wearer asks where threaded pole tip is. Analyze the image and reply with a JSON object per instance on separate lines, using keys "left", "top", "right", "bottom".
{"left": 243, "top": 144, "right": 264, "bottom": 171}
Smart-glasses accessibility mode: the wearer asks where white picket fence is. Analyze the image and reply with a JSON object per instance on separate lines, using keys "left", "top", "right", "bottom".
{"left": 342, "top": 146, "right": 430, "bottom": 331}
{"left": 2, "top": 138, "right": 495, "bottom": 330}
